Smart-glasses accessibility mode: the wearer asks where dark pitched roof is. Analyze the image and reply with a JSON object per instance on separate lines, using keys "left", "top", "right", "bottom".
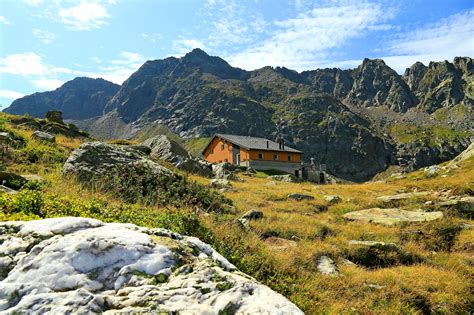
{"left": 203, "top": 134, "right": 302, "bottom": 154}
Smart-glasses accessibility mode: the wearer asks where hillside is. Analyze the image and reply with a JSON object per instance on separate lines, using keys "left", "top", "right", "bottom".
{"left": 5, "top": 77, "right": 120, "bottom": 120}
{"left": 0, "top": 111, "right": 473, "bottom": 313}
{"left": 3, "top": 50, "right": 473, "bottom": 181}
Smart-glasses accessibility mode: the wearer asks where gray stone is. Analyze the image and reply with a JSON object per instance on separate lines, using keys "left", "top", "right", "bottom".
{"left": 376, "top": 192, "right": 430, "bottom": 204}
{"left": 129, "top": 145, "right": 152, "bottom": 155}
{"left": 142, "top": 135, "right": 189, "bottom": 163}
{"left": 241, "top": 210, "right": 263, "bottom": 220}
{"left": 0, "top": 185, "right": 17, "bottom": 194}
{"left": 288, "top": 193, "right": 315, "bottom": 201}
{"left": 212, "top": 163, "right": 240, "bottom": 181}
{"left": 269, "top": 174, "right": 297, "bottom": 182}
{"left": 316, "top": 256, "right": 338, "bottom": 276}
{"left": 0, "top": 132, "right": 11, "bottom": 143}
{"left": 0, "top": 217, "right": 303, "bottom": 314}
{"left": 218, "top": 187, "right": 237, "bottom": 193}
{"left": 424, "top": 165, "right": 440, "bottom": 177}
{"left": 433, "top": 197, "right": 474, "bottom": 215}
{"left": 32, "top": 131, "right": 55, "bottom": 143}
{"left": 446, "top": 142, "right": 474, "bottom": 169}
{"left": 62, "top": 142, "right": 172, "bottom": 180}
{"left": 45, "top": 111, "right": 64, "bottom": 124}
{"left": 142, "top": 135, "right": 212, "bottom": 177}
{"left": 324, "top": 195, "right": 342, "bottom": 204}
{"left": 343, "top": 208, "right": 443, "bottom": 225}
{"left": 210, "top": 179, "right": 231, "bottom": 189}
{"left": 348, "top": 240, "right": 399, "bottom": 250}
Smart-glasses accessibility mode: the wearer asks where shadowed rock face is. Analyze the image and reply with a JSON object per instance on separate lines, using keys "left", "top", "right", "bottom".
{"left": 0, "top": 217, "right": 304, "bottom": 314}
{"left": 4, "top": 50, "right": 473, "bottom": 181}
{"left": 5, "top": 77, "right": 120, "bottom": 120}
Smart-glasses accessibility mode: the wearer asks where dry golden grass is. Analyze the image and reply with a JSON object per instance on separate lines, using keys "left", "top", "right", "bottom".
{"left": 192, "top": 158, "right": 474, "bottom": 314}
{"left": 2, "top": 113, "right": 472, "bottom": 313}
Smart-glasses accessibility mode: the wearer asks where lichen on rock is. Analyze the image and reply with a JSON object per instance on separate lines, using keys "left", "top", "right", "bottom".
{"left": 0, "top": 217, "right": 303, "bottom": 314}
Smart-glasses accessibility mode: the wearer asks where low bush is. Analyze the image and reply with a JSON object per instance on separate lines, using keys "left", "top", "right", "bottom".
{"left": 0, "top": 188, "right": 215, "bottom": 241}
{"left": 344, "top": 243, "right": 422, "bottom": 268}
{"left": 399, "top": 219, "right": 462, "bottom": 252}
{"left": 89, "top": 163, "right": 233, "bottom": 213}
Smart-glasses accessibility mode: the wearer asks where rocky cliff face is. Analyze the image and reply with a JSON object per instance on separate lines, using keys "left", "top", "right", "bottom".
{"left": 4, "top": 50, "right": 473, "bottom": 181}
{"left": 5, "top": 77, "right": 120, "bottom": 120}
{"left": 403, "top": 57, "right": 473, "bottom": 113}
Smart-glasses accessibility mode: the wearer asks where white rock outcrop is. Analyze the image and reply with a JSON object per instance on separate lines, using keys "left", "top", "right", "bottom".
{"left": 0, "top": 217, "right": 303, "bottom": 314}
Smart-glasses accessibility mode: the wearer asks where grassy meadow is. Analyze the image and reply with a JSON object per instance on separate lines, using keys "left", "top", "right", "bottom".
{"left": 1, "top": 112, "right": 473, "bottom": 314}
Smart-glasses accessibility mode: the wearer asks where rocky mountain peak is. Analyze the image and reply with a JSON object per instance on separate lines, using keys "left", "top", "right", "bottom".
{"left": 403, "top": 61, "right": 427, "bottom": 91}
{"left": 5, "top": 77, "right": 120, "bottom": 119}
{"left": 346, "top": 58, "right": 417, "bottom": 112}
{"left": 453, "top": 56, "right": 473, "bottom": 73}
{"left": 180, "top": 48, "right": 248, "bottom": 80}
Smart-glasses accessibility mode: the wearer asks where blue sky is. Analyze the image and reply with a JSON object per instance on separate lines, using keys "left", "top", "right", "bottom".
{"left": 0, "top": 0, "right": 473, "bottom": 109}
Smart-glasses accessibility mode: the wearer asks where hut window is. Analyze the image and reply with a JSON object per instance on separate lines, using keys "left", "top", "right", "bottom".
{"left": 288, "top": 155, "right": 292, "bottom": 161}
{"left": 221, "top": 144, "right": 225, "bottom": 150}
{"left": 258, "top": 153, "right": 263, "bottom": 160}
{"left": 274, "top": 154, "right": 279, "bottom": 160}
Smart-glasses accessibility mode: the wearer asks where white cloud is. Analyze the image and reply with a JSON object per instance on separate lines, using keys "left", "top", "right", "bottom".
{"left": 31, "top": 79, "right": 64, "bottom": 90}
{"left": 0, "top": 16, "right": 10, "bottom": 25}
{"left": 32, "top": 29, "right": 55, "bottom": 44}
{"left": 0, "top": 53, "right": 50, "bottom": 76}
{"left": 227, "top": 1, "right": 389, "bottom": 70}
{"left": 22, "top": 0, "right": 44, "bottom": 6}
{"left": 89, "top": 51, "right": 146, "bottom": 84}
{"left": 382, "top": 9, "right": 474, "bottom": 73}
{"left": 203, "top": 0, "right": 268, "bottom": 49}
{"left": 173, "top": 39, "right": 206, "bottom": 55}
{"left": 0, "top": 90, "right": 25, "bottom": 100}
{"left": 58, "top": 1, "right": 110, "bottom": 31}
{"left": 0, "top": 50, "right": 145, "bottom": 90}
{"left": 141, "top": 33, "right": 162, "bottom": 43}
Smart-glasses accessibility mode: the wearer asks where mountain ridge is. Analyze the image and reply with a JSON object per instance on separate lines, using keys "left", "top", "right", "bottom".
{"left": 4, "top": 49, "right": 473, "bottom": 181}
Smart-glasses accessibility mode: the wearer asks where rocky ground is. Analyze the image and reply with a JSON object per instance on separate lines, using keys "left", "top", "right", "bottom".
{"left": 0, "top": 217, "right": 302, "bottom": 314}
{"left": 0, "top": 111, "right": 473, "bottom": 313}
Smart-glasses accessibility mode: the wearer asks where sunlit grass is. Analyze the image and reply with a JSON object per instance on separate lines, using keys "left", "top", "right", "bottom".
{"left": 1, "top": 113, "right": 473, "bottom": 314}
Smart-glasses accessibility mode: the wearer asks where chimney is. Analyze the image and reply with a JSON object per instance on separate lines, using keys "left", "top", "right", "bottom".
{"left": 266, "top": 140, "right": 269, "bottom": 148}
{"left": 282, "top": 139, "right": 285, "bottom": 150}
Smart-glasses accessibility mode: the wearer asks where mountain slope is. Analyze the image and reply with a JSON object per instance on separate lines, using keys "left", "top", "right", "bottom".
{"left": 5, "top": 77, "right": 120, "bottom": 120}
{"left": 4, "top": 50, "right": 473, "bottom": 181}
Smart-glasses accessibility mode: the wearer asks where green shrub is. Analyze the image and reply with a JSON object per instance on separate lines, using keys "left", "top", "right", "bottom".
{"left": 344, "top": 243, "right": 422, "bottom": 268}
{"left": 399, "top": 219, "right": 462, "bottom": 252}
{"left": 90, "top": 163, "right": 232, "bottom": 213}
{"left": 0, "top": 189, "right": 45, "bottom": 217}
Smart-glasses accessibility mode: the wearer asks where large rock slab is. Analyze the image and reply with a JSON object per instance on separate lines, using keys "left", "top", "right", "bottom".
{"left": 433, "top": 197, "right": 474, "bottom": 217}
{"left": 0, "top": 217, "right": 303, "bottom": 314}
{"left": 343, "top": 208, "right": 443, "bottom": 225}
{"left": 377, "top": 192, "right": 431, "bottom": 204}
{"left": 142, "top": 135, "right": 212, "bottom": 177}
{"left": 62, "top": 142, "right": 171, "bottom": 179}
{"left": 32, "top": 130, "right": 55, "bottom": 143}
{"left": 142, "top": 135, "right": 189, "bottom": 163}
